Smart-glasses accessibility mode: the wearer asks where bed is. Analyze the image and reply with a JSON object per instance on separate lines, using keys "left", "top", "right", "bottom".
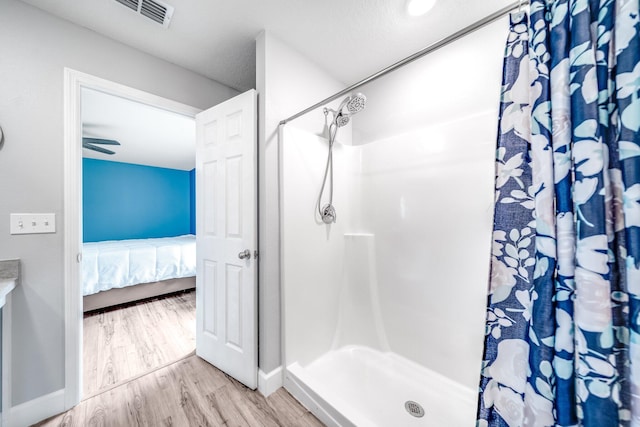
{"left": 82, "top": 234, "right": 196, "bottom": 312}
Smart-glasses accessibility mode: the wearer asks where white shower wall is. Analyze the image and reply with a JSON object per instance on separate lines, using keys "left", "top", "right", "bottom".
{"left": 282, "top": 128, "right": 354, "bottom": 367}
{"left": 283, "top": 110, "right": 496, "bottom": 387}
{"left": 281, "top": 16, "right": 509, "bottom": 425}
{"left": 348, "top": 113, "right": 496, "bottom": 389}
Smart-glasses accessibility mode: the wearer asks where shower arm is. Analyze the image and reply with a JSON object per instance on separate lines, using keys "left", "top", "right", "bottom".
{"left": 278, "top": 0, "right": 530, "bottom": 127}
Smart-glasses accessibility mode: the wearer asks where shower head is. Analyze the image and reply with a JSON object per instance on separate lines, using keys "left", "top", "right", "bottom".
{"left": 335, "top": 114, "right": 350, "bottom": 127}
{"left": 346, "top": 93, "right": 366, "bottom": 115}
{"left": 329, "top": 92, "right": 367, "bottom": 128}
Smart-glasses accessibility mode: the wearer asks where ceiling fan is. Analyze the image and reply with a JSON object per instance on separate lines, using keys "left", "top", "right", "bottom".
{"left": 82, "top": 137, "right": 121, "bottom": 155}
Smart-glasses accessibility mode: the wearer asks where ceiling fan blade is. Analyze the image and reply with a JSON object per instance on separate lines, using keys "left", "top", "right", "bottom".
{"left": 82, "top": 137, "right": 121, "bottom": 146}
{"left": 83, "top": 142, "right": 116, "bottom": 155}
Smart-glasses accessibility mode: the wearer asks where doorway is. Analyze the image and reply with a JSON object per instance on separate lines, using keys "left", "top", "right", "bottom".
{"left": 80, "top": 86, "right": 198, "bottom": 398}
{"left": 63, "top": 69, "right": 258, "bottom": 409}
{"left": 63, "top": 69, "right": 202, "bottom": 406}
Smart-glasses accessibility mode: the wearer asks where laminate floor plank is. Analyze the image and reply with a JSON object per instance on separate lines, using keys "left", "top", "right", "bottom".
{"left": 181, "top": 356, "right": 229, "bottom": 392}
{"left": 297, "top": 412, "right": 327, "bottom": 427}
{"left": 83, "top": 291, "right": 196, "bottom": 397}
{"left": 228, "top": 381, "right": 289, "bottom": 427}
{"left": 262, "top": 388, "right": 309, "bottom": 425}
{"left": 83, "top": 312, "right": 101, "bottom": 396}
{"left": 36, "top": 291, "right": 322, "bottom": 426}
{"left": 83, "top": 391, "right": 113, "bottom": 427}
{"left": 34, "top": 355, "right": 323, "bottom": 427}
{"left": 264, "top": 389, "right": 325, "bottom": 427}
{"left": 206, "top": 385, "right": 254, "bottom": 427}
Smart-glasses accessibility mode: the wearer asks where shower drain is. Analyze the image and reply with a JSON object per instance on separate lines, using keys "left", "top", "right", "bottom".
{"left": 405, "top": 400, "right": 425, "bottom": 418}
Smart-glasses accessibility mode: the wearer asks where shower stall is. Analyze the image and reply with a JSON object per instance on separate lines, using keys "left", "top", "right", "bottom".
{"left": 280, "top": 13, "right": 513, "bottom": 427}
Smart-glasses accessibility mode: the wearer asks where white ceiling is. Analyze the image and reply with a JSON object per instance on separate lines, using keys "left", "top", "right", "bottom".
{"left": 19, "top": 0, "right": 515, "bottom": 92}
{"left": 82, "top": 88, "right": 195, "bottom": 170}
{"left": 28, "top": 0, "right": 516, "bottom": 170}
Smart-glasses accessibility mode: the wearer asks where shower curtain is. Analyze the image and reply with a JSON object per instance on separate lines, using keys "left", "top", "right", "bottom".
{"left": 477, "top": 0, "right": 639, "bottom": 426}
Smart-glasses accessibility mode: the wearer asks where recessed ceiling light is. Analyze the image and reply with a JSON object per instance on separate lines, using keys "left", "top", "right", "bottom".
{"left": 406, "top": 0, "right": 436, "bottom": 16}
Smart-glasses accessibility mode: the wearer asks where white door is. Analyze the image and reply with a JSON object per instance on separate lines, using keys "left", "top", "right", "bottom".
{"left": 195, "top": 89, "right": 257, "bottom": 389}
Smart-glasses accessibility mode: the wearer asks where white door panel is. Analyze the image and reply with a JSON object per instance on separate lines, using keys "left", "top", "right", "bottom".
{"left": 196, "top": 89, "right": 257, "bottom": 389}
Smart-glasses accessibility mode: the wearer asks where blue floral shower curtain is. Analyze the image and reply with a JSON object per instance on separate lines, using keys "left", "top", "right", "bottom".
{"left": 477, "top": 0, "right": 639, "bottom": 426}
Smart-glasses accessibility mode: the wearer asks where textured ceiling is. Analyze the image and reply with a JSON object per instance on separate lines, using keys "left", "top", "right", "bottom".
{"left": 18, "top": 0, "right": 515, "bottom": 92}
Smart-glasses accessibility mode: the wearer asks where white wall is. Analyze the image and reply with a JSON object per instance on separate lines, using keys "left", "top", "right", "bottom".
{"left": 0, "top": 0, "right": 237, "bottom": 409}
{"left": 282, "top": 16, "right": 508, "bottom": 390}
{"left": 255, "top": 32, "right": 348, "bottom": 373}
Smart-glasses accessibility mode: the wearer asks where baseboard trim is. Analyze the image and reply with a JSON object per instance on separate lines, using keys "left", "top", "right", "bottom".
{"left": 8, "top": 388, "right": 66, "bottom": 427}
{"left": 258, "top": 366, "right": 283, "bottom": 397}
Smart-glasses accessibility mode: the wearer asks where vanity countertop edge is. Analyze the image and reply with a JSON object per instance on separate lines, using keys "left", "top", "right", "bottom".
{"left": 0, "top": 259, "right": 19, "bottom": 308}
{"left": 0, "top": 279, "right": 15, "bottom": 308}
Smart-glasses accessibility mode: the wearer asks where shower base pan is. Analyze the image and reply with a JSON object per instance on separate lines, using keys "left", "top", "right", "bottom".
{"left": 285, "top": 346, "right": 477, "bottom": 427}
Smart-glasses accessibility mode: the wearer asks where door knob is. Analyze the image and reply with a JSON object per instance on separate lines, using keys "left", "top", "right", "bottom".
{"left": 238, "top": 249, "right": 251, "bottom": 260}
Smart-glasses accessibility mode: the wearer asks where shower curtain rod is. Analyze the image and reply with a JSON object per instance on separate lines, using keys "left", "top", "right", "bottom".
{"left": 279, "top": 0, "right": 528, "bottom": 126}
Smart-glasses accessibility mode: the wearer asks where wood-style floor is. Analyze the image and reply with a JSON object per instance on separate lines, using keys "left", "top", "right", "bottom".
{"left": 34, "top": 291, "right": 324, "bottom": 426}
{"left": 83, "top": 290, "right": 197, "bottom": 397}
{"left": 34, "top": 355, "right": 324, "bottom": 426}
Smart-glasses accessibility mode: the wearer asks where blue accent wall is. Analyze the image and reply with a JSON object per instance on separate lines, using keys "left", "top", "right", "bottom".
{"left": 189, "top": 168, "right": 196, "bottom": 234}
{"left": 83, "top": 158, "right": 192, "bottom": 242}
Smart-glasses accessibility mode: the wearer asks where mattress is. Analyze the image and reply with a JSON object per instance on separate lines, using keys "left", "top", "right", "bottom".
{"left": 82, "top": 234, "right": 196, "bottom": 296}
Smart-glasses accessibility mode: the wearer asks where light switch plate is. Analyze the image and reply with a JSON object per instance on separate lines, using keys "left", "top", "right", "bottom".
{"left": 10, "top": 213, "right": 56, "bottom": 235}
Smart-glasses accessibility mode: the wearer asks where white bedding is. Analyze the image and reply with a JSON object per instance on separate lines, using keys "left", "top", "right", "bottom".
{"left": 82, "top": 235, "right": 196, "bottom": 296}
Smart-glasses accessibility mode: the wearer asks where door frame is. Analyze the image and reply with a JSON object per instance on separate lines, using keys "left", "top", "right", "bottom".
{"left": 63, "top": 68, "right": 202, "bottom": 409}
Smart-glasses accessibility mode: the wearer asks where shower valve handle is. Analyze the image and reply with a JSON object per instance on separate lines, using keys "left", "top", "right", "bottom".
{"left": 238, "top": 249, "right": 251, "bottom": 260}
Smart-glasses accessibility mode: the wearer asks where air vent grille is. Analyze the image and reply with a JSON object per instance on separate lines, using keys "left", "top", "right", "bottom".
{"left": 114, "top": 0, "right": 174, "bottom": 28}
{"left": 115, "top": 0, "right": 137, "bottom": 11}
{"left": 140, "top": 0, "right": 167, "bottom": 25}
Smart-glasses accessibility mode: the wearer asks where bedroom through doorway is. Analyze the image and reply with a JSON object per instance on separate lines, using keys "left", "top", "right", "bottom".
{"left": 80, "top": 87, "right": 198, "bottom": 399}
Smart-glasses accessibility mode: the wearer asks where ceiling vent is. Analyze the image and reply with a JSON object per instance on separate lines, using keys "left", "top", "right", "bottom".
{"left": 115, "top": 0, "right": 174, "bottom": 28}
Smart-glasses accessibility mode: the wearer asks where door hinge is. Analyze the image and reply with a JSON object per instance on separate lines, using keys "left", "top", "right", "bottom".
{"left": 254, "top": 250, "right": 259, "bottom": 259}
